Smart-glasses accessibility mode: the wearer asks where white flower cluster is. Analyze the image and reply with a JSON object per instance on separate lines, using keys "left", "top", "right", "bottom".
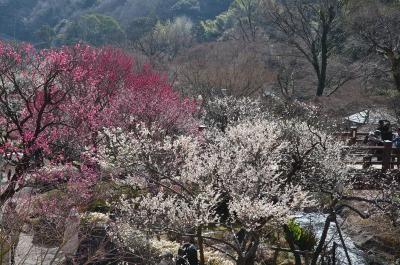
{"left": 97, "top": 101, "right": 352, "bottom": 265}
{"left": 149, "top": 238, "right": 180, "bottom": 255}
{"left": 81, "top": 212, "right": 110, "bottom": 225}
{"left": 202, "top": 96, "right": 265, "bottom": 132}
{"left": 101, "top": 117, "right": 343, "bottom": 231}
{"left": 204, "top": 250, "right": 235, "bottom": 265}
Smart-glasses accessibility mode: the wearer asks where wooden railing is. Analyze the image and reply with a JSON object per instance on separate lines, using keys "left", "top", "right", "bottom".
{"left": 335, "top": 126, "right": 368, "bottom": 145}
{"left": 339, "top": 126, "right": 400, "bottom": 171}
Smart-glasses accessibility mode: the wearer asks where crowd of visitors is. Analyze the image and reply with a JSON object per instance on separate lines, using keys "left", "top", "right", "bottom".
{"left": 362, "top": 120, "right": 400, "bottom": 168}
{"left": 364, "top": 120, "right": 400, "bottom": 148}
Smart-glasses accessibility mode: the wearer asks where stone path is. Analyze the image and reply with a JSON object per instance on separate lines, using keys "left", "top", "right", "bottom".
{"left": 15, "top": 233, "right": 64, "bottom": 265}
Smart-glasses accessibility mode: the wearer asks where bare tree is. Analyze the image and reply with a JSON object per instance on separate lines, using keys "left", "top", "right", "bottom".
{"left": 265, "top": 0, "right": 347, "bottom": 96}
{"left": 233, "top": 0, "right": 264, "bottom": 42}
{"left": 129, "top": 17, "right": 194, "bottom": 66}
{"left": 348, "top": 0, "right": 400, "bottom": 92}
{"left": 175, "top": 41, "right": 275, "bottom": 99}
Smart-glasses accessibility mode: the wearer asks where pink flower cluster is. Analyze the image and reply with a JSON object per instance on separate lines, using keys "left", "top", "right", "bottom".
{"left": 0, "top": 40, "right": 198, "bottom": 204}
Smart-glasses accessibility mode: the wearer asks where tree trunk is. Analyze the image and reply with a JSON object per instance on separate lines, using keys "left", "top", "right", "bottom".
{"left": 311, "top": 213, "right": 333, "bottom": 265}
{"left": 316, "top": 77, "right": 325, "bottom": 97}
{"left": 333, "top": 216, "right": 352, "bottom": 265}
{"left": 236, "top": 235, "right": 259, "bottom": 265}
{"left": 0, "top": 173, "right": 19, "bottom": 207}
{"left": 197, "top": 226, "right": 205, "bottom": 265}
{"left": 0, "top": 155, "right": 31, "bottom": 207}
{"left": 391, "top": 57, "right": 400, "bottom": 92}
{"left": 237, "top": 254, "right": 257, "bottom": 265}
{"left": 317, "top": 21, "right": 330, "bottom": 97}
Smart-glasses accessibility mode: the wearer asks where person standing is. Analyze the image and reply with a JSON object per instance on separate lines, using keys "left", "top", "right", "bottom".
{"left": 176, "top": 239, "right": 199, "bottom": 265}
{"left": 393, "top": 128, "right": 400, "bottom": 148}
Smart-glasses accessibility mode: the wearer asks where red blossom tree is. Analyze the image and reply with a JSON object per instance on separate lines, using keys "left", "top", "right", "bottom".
{"left": 0, "top": 41, "right": 197, "bottom": 205}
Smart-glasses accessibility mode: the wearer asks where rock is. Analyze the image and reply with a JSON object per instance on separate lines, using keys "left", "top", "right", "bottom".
{"left": 15, "top": 233, "right": 65, "bottom": 265}
{"left": 352, "top": 235, "right": 397, "bottom": 265}
{"left": 341, "top": 197, "right": 400, "bottom": 265}
{"left": 61, "top": 207, "right": 80, "bottom": 259}
{"left": 357, "top": 236, "right": 397, "bottom": 255}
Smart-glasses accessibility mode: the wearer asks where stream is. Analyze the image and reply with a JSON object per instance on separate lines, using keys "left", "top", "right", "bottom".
{"left": 294, "top": 212, "right": 367, "bottom": 265}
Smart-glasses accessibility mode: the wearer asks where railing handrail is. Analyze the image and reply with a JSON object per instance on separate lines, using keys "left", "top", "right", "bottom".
{"left": 342, "top": 138, "right": 398, "bottom": 170}
{"left": 343, "top": 146, "right": 400, "bottom": 150}
{"left": 335, "top": 132, "right": 369, "bottom": 136}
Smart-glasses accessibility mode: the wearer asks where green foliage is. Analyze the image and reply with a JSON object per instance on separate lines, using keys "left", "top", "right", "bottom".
{"left": 199, "top": 0, "right": 234, "bottom": 19}
{"left": 0, "top": 0, "right": 235, "bottom": 43}
{"left": 286, "top": 219, "right": 317, "bottom": 251}
{"left": 59, "top": 13, "right": 126, "bottom": 46}
{"left": 287, "top": 219, "right": 303, "bottom": 241}
{"left": 171, "top": 0, "right": 201, "bottom": 17}
{"left": 199, "top": 9, "right": 235, "bottom": 40}
{"left": 198, "top": 0, "right": 263, "bottom": 41}
{"left": 79, "top": 0, "right": 102, "bottom": 8}
{"left": 0, "top": 0, "right": 37, "bottom": 41}
{"left": 35, "top": 25, "right": 56, "bottom": 47}
{"left": 86, "top": 199, "right": 111, "bottom": 214}
{"left": 126, "top": 17, "right": 158, "bottom": 41}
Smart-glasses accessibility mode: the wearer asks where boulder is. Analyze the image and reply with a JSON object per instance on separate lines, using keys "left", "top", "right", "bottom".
{"left": 341, "top": 199, "right": 400, "bottom": 265}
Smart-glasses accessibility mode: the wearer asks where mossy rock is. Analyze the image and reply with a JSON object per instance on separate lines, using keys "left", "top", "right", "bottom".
{"left": 86, "top": 199, "right": 111, "bottom": 214}
{"left": 286, "top": 219, "right": 317, "bottom": 251}
{"left": 92, "top": 181, "right": 142, "bottom": 204}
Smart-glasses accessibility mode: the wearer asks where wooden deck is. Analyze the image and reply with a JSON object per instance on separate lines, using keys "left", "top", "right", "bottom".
{"left": 339, "top": 127, "right": 400, "bottom": 171}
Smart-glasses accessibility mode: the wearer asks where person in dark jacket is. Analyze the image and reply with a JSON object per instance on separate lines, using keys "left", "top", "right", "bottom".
{"left": 378, "top": 120, "right": 393, "bottom": 141}
{"left": 176, "top": 240, "right": 199, "bottom": 265}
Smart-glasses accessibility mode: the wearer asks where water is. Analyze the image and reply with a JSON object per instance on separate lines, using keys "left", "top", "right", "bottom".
{"left": 294, "top": 212, "right": 367, "bottom": 265}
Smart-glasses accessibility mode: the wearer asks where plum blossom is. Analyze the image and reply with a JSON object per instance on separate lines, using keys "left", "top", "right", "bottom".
{"left": 100, "top": 112, "right": 344, "bottom": 264}
{"left": 0, "top": 40, "right": 197, "bottom": 206}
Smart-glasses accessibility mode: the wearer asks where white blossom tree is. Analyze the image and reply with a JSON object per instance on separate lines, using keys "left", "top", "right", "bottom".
{"left": 97, "top": 95, "right": 400, "bottom": 265}
{"left": 99, "top": 96, "right": 352, "bottom": 265}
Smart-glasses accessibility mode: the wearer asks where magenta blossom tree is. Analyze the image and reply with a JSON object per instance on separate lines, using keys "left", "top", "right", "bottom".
{"left": 0, "top": 41, "right": 197, "bottom": 205}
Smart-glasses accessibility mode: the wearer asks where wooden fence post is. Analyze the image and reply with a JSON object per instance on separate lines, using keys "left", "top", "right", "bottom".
{"left": 382, "top": 140, "right": 392, "bottom": 171}
{"left": 349, "top": 126, "right": 357, "bottom": 145}
{"left": 332, "top": 242, "right": 337, "bottom": 265}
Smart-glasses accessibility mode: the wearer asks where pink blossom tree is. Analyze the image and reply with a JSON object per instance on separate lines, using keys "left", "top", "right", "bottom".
{"left": 0, "top": 40, "right": 197, "bottom": 207}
